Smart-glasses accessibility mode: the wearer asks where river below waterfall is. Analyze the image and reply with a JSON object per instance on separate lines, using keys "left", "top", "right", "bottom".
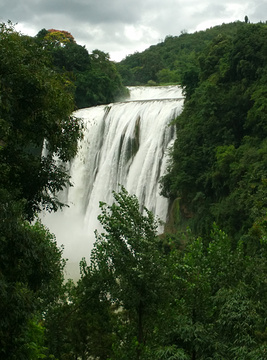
{"left": 42, "top": 85, "right": 184, "bottom": 280}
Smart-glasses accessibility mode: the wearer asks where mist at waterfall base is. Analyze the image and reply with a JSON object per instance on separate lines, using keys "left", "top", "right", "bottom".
{"left": 42, "top": 86, "right": 184, "bottom": 280}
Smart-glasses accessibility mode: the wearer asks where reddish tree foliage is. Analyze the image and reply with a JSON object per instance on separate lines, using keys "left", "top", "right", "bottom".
{"left": 46, "top": 29, "right": 76, "bottom": 43}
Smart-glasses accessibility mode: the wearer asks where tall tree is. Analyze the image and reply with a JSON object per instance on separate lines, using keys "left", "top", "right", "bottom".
{"left": 88, "top": 186, "right": 168, "bottom": 359}
{"left": 0, "top": 21, "right": 83, "bottom": 219}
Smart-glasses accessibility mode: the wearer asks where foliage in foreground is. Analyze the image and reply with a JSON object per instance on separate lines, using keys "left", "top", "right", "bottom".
{"left": 44, "top": 188, "right": 267, "bottom": 360}
{"left": 0, "top": 193, "right": 65, "bottom": 359}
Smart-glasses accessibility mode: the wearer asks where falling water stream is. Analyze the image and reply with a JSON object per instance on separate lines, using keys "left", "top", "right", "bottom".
{"left": 42, "top": 86, "right": 184, "bottom": 279}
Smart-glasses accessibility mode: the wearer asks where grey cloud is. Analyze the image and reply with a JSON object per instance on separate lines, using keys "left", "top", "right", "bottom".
{"left": 0, "top": 0, "right": 265, "bottom": 61}
{"left": 1, "top": 0, "right": 142, "bottom": 25}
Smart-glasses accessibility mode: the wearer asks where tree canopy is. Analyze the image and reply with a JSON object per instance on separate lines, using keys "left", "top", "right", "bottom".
{"left": 36, "top": 28, "right": 128, "bottom": 109}
{"left": 160, "top": 22, "right": 267, "bottom": 245}
{"left": 0, "top": 22, "right": 84, "bottom": 218}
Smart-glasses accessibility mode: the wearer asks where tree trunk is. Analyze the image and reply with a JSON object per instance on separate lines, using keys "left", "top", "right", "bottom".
{"left": 136, "top": 301, "right": 144, "bottom": 360}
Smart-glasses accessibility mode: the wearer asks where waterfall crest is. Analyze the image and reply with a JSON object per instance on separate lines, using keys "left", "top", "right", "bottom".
{"left": 42, "top": 86, "right": 184, "bottom": 279}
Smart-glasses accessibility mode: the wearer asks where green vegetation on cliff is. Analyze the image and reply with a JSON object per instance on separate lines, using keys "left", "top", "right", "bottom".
{"left": 160, "top": 22, "right": 267, "bottom": 246}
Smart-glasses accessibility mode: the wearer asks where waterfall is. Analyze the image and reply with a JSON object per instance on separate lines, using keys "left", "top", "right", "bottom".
{"left": 42, "top": 86, "right": 184, "bottom": 279}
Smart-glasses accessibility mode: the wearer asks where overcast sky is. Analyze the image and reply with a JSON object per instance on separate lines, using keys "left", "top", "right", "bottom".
{"left": 0, "top": 0, "right": 266, "bottom": 62}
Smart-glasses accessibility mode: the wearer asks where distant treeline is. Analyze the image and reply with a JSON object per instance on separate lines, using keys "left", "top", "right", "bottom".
{"left": 116, "top": 20, "right": 267, "bottom": 86}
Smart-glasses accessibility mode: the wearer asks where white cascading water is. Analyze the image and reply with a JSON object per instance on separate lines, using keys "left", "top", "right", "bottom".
{"left": 42, "top": 86, "right": 184, "bottom": 279}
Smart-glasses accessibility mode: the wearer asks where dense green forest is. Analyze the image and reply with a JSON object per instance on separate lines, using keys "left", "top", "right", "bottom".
{"left": 160, "top": 22, "right": 267, "bottom": 242}
{"left": 1, "top": 19, "right": 267, "bottom": 359}
{"left": 35, "top": 28, "right": 128, "bottom": 108}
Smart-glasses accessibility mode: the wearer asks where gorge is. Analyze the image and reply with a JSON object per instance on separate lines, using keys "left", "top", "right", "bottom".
{"left": 42, "top": 85, "right": 184, "bottom": 279}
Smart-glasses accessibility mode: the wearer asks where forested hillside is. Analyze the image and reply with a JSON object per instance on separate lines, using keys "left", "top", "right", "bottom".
{"left": 116, "top": 20, "right": 261, "bottom": 86}
{"left": 160, "top": 22, "right": 267, "bottom": 244}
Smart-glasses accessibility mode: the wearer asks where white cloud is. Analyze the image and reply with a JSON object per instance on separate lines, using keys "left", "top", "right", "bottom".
{"left": 0, "top": 0, "right": 266, "bottom": 61}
